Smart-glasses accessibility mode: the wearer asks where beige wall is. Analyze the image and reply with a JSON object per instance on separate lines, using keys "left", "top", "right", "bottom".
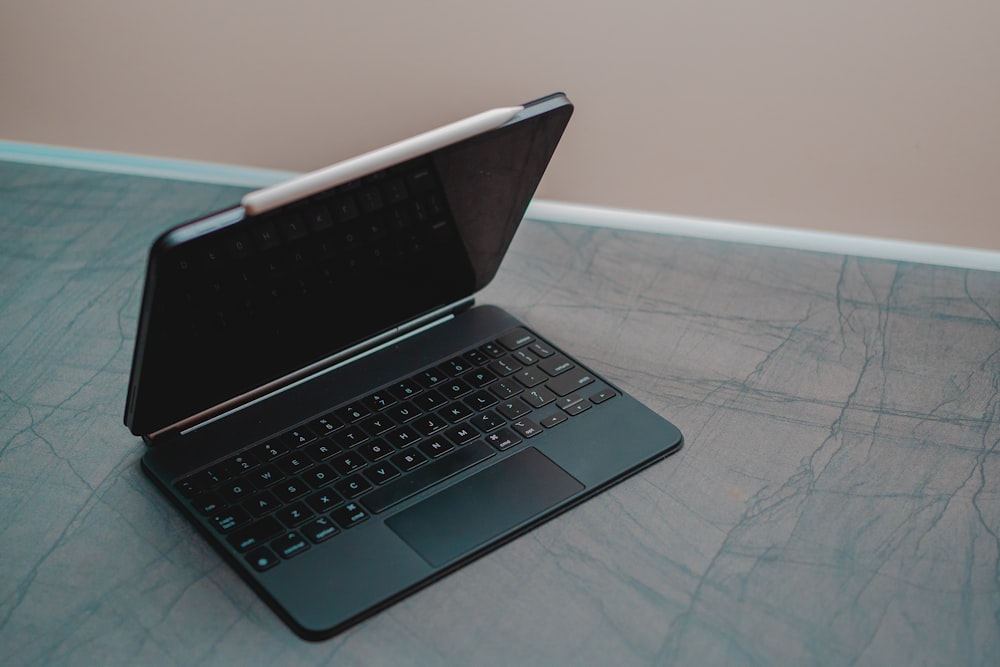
{"left": 3, "top": 1, "right": 998, "bottom": 250}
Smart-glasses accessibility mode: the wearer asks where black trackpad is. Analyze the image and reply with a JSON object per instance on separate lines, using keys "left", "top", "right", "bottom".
{"left": 386, "top": 448, "right": 584, "bottom": 567}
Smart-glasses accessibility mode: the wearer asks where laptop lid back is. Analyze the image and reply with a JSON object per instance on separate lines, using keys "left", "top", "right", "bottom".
{"left": 125, "top": 94, "right": 573, "bottom": 438}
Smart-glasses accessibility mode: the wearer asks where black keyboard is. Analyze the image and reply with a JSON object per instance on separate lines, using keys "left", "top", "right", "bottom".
{"left": 174, "top": 327, "right": 617, "bottom": 572}
{"left": 164, "top": 158, "right": 458, "bottom": 344}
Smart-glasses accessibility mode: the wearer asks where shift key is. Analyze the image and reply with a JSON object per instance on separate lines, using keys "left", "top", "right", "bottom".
{"left": 545, "top": 367, "right": 596, "bottom": 396}
{"left": 362, "top": 441, "right": 495, "bottom": 513}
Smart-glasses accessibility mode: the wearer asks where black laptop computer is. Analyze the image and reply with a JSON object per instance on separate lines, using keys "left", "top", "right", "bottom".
{"left": 125, "top": 92, "right": 684, "bottom": 640}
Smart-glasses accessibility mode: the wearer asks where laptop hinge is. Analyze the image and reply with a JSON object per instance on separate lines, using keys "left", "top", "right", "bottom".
{"left": 144, "top": 297, "right": 476, "bottom": 445}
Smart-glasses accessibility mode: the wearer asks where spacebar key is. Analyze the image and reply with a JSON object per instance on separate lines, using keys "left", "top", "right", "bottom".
{"left": 363, "top": 441, "right": 495, "bottom": 513}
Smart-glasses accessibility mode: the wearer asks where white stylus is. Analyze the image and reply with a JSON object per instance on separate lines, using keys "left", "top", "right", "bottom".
{"left": 241, "top": 106, "right": 524, "bottom": 216}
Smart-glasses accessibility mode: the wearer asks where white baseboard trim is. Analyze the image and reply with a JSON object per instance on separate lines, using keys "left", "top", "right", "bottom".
{"left": 526, "top": 201, "right": 1000, "bottom": 273}
{"left": 3, "top": 140, "right": 997, "bottom": 272}
{"left": 0, "top": 140, "right": 296, "bottom": 187}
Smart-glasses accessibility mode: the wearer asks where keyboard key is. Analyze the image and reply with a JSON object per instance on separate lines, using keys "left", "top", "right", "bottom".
{"left": 175, "top": 475, "right": 209, "bottom": 498}
{"left": 440, "top": 402, "right": 474, "bottom": 423}
{"left": 414, "top": 368, "right": 446, "bottom": 388}
{"left": 226, "top": 232, "right": 253, "bottom": 259}
{"left": 528, "top": 341, "right": 555, "bottom": 358}
{"left": 332, "top": 196, "right": 359, "bottom": 222}
{"left": 363, "top": 441, "right": 495, "bottom": 514}
{"left": 189, "top": 491, "right": 223, "bottom": 516}
{"left": 391, "top": 449, "right": 427, "bottom": 472}
{"left": 385, "top": 426, "right": 420, "bottom": 449}
{"left": 335, "top": 474, "right": 373, "bottom": 498}
{"left": 363, "top": 218, "right": 389, "bottom": 243}
{"left": 390, "top": 379, "right": 422, "bottom": 400}
{"left": 418, "top": 437, "right": 454, "bottom": 458}
{"left": 246, "top": 546, "right": 280, "bottom": 572}
{"left": 513, "top": 349, "right": 538, "bottom": 365}
{"left": 358, "top": 439, "right": 394, "bottom": 461}
{"left": 276, "top": 215, "right": 308, "bottom": 241}
{"left": 465, "top": 368, "right": 497, "bottom": 388}
{"left": 497, "top": 397, "right": 532, "bottom": 420}
{"left": 469, "top": 410, "right": 505, "bottom": 433}
{"left": 539, "top": 411, "right": 569, "bottom": 428}
{"left": 514, "top": 368, "right": 546, "bottom": 388}
{"left": 387, "top": 208, "right": 413, "bottom": 234}
{"left": 198, "top": 468, "right": 229, "bottom": 489}
{"left": 337, "top": 223, "right": 362, "bottom": 249}
{"left": 464, "top": 349, "right": 490, "bottom": 366}
{"left": 444, "top": 423, "right": 479, "bottom": 445}
{"left": 303, "top": 204, "right": 333, "bottom": 232}
{"left": 251, "top": 221, "right": 280, "bottom": 251}
{"left": 556, "top": 394, "right": 585, "bottom": 410}
{"left": 225, "top": 452, "right": 259, "bottom": 475}
{"left": 363, "top": 391, "right": 397, "bottom": 412}
{"left": 497, "top": 329, "right": 535, "bottom": 351}
{"left": 273, "top": 478, "right": 310, "bottom": 503}
{"left": 206, "top": 457, "right": 241, "bottom": 481}
{"left": 538, "top": 355, "right": 575, "bottom": 377}
{"left": 330, "top": 452, "right": 366, "bottom": 476}
{"left": 546, "top": 367, "right": 596, "bottom": 396}
{"left": 490, "top": 380, "right": 522, "bottom": 399}
{"left": 480, "top": 342, "right": 505, "bottom": 358}
{"left": 484, "top": 428, "right": 521, "bottom": 451}
{"left": 211, "top": 506, "right": 251, "bottom": 534}
{"left": 333, "top": 426, "right": 369, "bottom": 449}
{"left": 511, "top": 418, "right": 543, "bottom": 439}
{"left": 357, "top": 186, "right": 383, "bottom": 213}
{"left": 219, "top": 479, "right": 254, "bottom": 504}
{"left": 363, "top": 462, "right": 401, "bottom": 486}
{"left": 440, "top": 379, "right": 473, "bottom": 400}
{"left": 444, "top": 356, "right": 473, "bottom": 375}
{"left": 247, "top": 464, "right": 283, "bottom": 489}
{"left": 382, "top": 178, "right": 408, "bottom": 204}
{"left": 414, "top": 414, "right": 448, "bottom": 436}
{"left": 360, "top": 414, "right": 396, "bottom": 437}
{"left": 590, "top": 388, "right": 617, "bottom": 404}
{"left": 301, "top": 516, "right": 339, "bottom": 544}
{"left": 336, "top": 404, "right": 370, "bottom": 423}
{"left": 522, "top": 386, "right": 557, "bottom": 408}
{"left": 303, "top": 463, "right": 337, "bottom": 488}
{"left": 309, "top": 414, "right": 344, "bottom": 436}
{"left": 282, "top": 427, "right": 316, "bottom": 448}
{"left": 387, "top": 401, "right": 421, "bottom": 423}
{"left": 306, "top": 489, "right": 343, "bottom": 513}
{"left": 303, "top": 439, "right": 339, "bottom": 461}
{"left": 278, "top": 454, "right": 312, "bottom": 476}
{"left": 276, "top": 502, "right": 313, "bottom": 528}
{"left": 412, "top": 390, "right": 447, "bottom": 412}
{"left": 271, "top": 532, "right": 310, "bottom": 559}
{"left": 254, "top": 438, "right": 289, "bottom": 461}
{"left": 331, "top": 501, "right": 370, "bottom": 528}
{"left": 244, "top": 491, "right": 280, "bottom": 517}
{"left": 464, "top": 390, "right": 498, "bottom": 411}
{"left": 488, "top": 357, "right": 521, "bottom": 376}
{"left": 563, "top": 399, "right": 592, "bottom": 416}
